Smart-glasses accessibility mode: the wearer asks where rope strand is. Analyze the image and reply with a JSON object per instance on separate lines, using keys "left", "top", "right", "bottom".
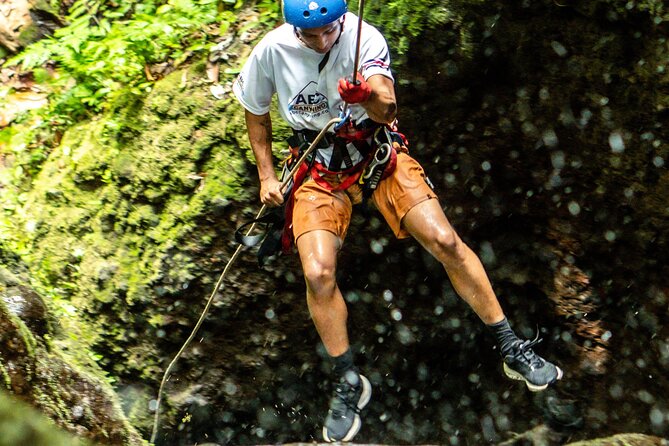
{"left": 149, "top": 117, "right": 342, "bottom": 444}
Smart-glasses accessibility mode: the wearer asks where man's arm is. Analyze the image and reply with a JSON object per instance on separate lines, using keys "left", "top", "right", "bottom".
{"left": 245, "top": 109, "right": 284, "bottom": 206}
{"left": 362, "top": 74, "right": 397, "bottom": 124}
{"left": 338, "top": 73, "right": 397, "bottom": 124}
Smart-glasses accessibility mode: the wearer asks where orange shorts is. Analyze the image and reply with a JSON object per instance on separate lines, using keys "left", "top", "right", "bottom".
{"left": 292, "top": 152, "right": 437, "bottom": 242}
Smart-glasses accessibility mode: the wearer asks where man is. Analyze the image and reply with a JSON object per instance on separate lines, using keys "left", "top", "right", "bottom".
{"left": 232, "top": 0, "right": 563, "bottom": 442}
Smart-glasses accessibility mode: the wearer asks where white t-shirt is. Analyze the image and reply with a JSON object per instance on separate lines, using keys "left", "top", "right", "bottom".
{"left": 233, "top": 13, "right": 393, "bottom": 169}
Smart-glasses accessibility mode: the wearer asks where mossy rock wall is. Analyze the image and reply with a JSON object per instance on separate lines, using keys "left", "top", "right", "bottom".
{"left": 6, "top": 25, "right": 300, "bottom": 431}
{"left": 0, "top": 257, "right": 143, "bottom": 445}
{"left": 0, "top": 389, "right": 87, "bottom": 446}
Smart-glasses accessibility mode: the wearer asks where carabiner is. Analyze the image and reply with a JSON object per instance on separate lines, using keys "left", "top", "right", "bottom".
{"left": 333, "top": 106, "right": 352, "bottom": 131}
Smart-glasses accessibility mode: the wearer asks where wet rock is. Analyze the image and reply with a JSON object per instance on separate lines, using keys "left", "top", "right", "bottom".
{"left": 0, "top": 0, "right": 61, "bottom": 53}
{"left": 0, "top": 275, "right": 144, "bottom": 445}
{"left": 0, "top": 0, "right": 32, "bottom": 53}
{"left": 1, "top": 285, "right": 49, "bottom": 337}
{"left": 565, "top": 434, "right": 669, "bottom": 445}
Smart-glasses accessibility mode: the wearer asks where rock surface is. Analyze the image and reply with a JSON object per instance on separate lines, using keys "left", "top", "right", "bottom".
{"left": 0, "top": 258, "right": 144, "bottom": 445}
{"left": 0, "top": 0, "right": 61, "bottom": 54}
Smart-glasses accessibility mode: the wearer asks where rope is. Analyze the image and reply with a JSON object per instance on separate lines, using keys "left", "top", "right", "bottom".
{"left": 149, "top": 116, "right": 342, "bottom": 444}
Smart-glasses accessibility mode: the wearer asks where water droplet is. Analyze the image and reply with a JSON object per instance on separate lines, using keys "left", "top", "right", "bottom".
{"left": 609, "top": 383, "right": 623, "bottom": 399}
{"left": 650, "top": 407, "right": 665, "bottom": 427}
{"left": 25, "top": 220, "right": 37, "bottom": 233}
{"left": 551, "top": 41, "right": 568, "bottom": 57}
{"left": 568, "top": 201, "right": 581, "bottom": 216}
{"left": 72, "top": 405, "right": 84, "bottom": 418}
{"left": 391, "top": 308, "right": 402, "bottom": 321}
{"left": 624, "top": 187, "right": 634, "bottom": 199}
{"left": 543, "top": 129, "right": 559, "bottom": 148}
{"left": 224, "top": 382, "right": 238, "bottom": 396}
{"left": 550, "top": 151, "right": 565, "bottom": 169}
{"left": 609, "top": 132, "right": 625, "bottom": 153}
{"left": 370, "top": 240, "right": 384, "bottom": 254}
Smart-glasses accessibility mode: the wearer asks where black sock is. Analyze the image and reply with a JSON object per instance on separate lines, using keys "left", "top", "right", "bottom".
{"left": 331, "top": 348, "right": 355, "bottom": 378}
{"left": 487, "top": 318, "right": 519, "bottom": 356}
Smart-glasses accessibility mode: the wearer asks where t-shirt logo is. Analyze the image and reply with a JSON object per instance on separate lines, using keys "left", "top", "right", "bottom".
{"left": 288, "top": 81, "right": 329, "bottom": 117}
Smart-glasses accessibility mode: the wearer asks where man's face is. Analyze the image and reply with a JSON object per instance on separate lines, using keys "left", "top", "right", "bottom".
{"left": 296, "top": 19, "right": 342, "bottom": 54}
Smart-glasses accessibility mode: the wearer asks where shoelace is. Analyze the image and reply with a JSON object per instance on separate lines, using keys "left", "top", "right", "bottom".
{"left": 330, "top": 381, "right": 360, "bottom": 417}
{"left": 514, "top": 333, "right": 544, "bottom": 369}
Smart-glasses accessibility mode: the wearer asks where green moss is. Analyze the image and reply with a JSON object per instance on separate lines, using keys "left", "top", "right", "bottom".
{"left": 0, "top": 361, "right": 11, "bottom": 390}
{"left": 0, "top": 390, "right": 87, "bottom": 446}
{"left": 117, "top": 384, "right": 155, "bottom": 434}
{"left": 16, "top": 26, "right": 42, "bottom": 50}
{"left": 1, "top": 57, "right": 260, "bottom": 394}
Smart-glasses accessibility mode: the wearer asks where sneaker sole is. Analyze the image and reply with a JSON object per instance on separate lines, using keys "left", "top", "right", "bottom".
{"left": 357, "top": 375, "right": 372, "bottom": 411}
{"left": 503, "top": 363, "right": 564, "bottom": 392}
{"left": 322, "top": 374, "right": 373, "bottom": 443}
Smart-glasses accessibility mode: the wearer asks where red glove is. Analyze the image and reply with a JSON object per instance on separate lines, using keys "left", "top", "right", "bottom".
{"left": 338, "top": 72, "right": 371, "bottom": 104}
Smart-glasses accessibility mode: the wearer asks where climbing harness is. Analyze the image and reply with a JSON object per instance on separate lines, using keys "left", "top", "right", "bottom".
{"left": 233, "top": 122, "right": 408, "bottom": 265}
{"left": 360, "top": 126, "right": 393, "bottom": 192}
{"left": 149, "top": 116, "right": 343, "bottom": 444}
{"left": 235, "top": 119, "right": 375, "bottom": 264}
{"left": 234, "top": 160, "right": 297, "bottom": 266}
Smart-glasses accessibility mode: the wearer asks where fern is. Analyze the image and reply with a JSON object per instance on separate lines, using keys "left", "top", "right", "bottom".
{"left": 6, "top": 0, "right": 238, "bottom": 116}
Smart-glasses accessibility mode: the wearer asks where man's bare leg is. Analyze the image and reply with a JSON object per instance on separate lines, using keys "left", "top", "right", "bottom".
{"left": 296, "top": 229, "right": 350, "bottom": 357}
{"left": 401, "top": 198, "right": 563, "bottom": 390}
{"left": 401, "top": 198, "right": 505, "bottom": 325}
{"left": 297, "top": 229, "right": 372, "bottom": 442}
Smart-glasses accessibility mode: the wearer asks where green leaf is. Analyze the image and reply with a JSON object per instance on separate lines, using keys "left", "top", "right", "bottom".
{"left": 156, "top": 4, "right": 173, "bottom": 14}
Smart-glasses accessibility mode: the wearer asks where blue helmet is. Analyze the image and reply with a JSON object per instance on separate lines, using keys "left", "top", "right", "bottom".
{"left": 283, "top": 0, "right": 347, "bottom": 28}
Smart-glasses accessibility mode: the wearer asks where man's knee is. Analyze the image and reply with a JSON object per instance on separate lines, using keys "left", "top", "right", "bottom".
{"left": 432, "top": 227, "right": 467, "bottom": 263}
{"left": 303, "top": 259, "right": 337, "bottom": 296}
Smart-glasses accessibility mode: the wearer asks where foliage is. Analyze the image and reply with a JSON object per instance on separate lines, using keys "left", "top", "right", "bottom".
{"left": 5, "top": 0, "right": 239, "bottom": 120}
{"left": 362, "top": 0, "right": 479, "bottom": 55}
{"left": 363, "top": 0, "right": 668, "bottom": 60}
{"left": 0, "top": 0, "right": 254, "bottom": 234}
{"left": 256, "top": 0, "right": 281, "bottom": 24}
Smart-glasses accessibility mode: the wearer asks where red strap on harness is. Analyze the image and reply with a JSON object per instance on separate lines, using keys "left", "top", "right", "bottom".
{"left": 281, "top": 161, "right": 309, "bottom": 254}
{"left": 280, "top": 125, "right": 408, "bottom": 252}
{"left": 310, "top": 157, "right": 370, "bottom": 192}
{"left": 380, "top": 144, "right": 398, "bottom": 180}
{"left": 334, "top": 121, "right": 376, "bottom": 143}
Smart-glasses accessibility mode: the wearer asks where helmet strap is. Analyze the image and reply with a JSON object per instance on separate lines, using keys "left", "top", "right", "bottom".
{"left": 294, "top": 16, "right": 345, "bottom": 49}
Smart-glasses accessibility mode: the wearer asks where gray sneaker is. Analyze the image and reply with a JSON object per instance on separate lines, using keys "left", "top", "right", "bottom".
{"left": 322, "top": 370, "right": 372, "bottom": 442}
{"left": 503, "top": 336, "right": 563, "bottom": 392}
